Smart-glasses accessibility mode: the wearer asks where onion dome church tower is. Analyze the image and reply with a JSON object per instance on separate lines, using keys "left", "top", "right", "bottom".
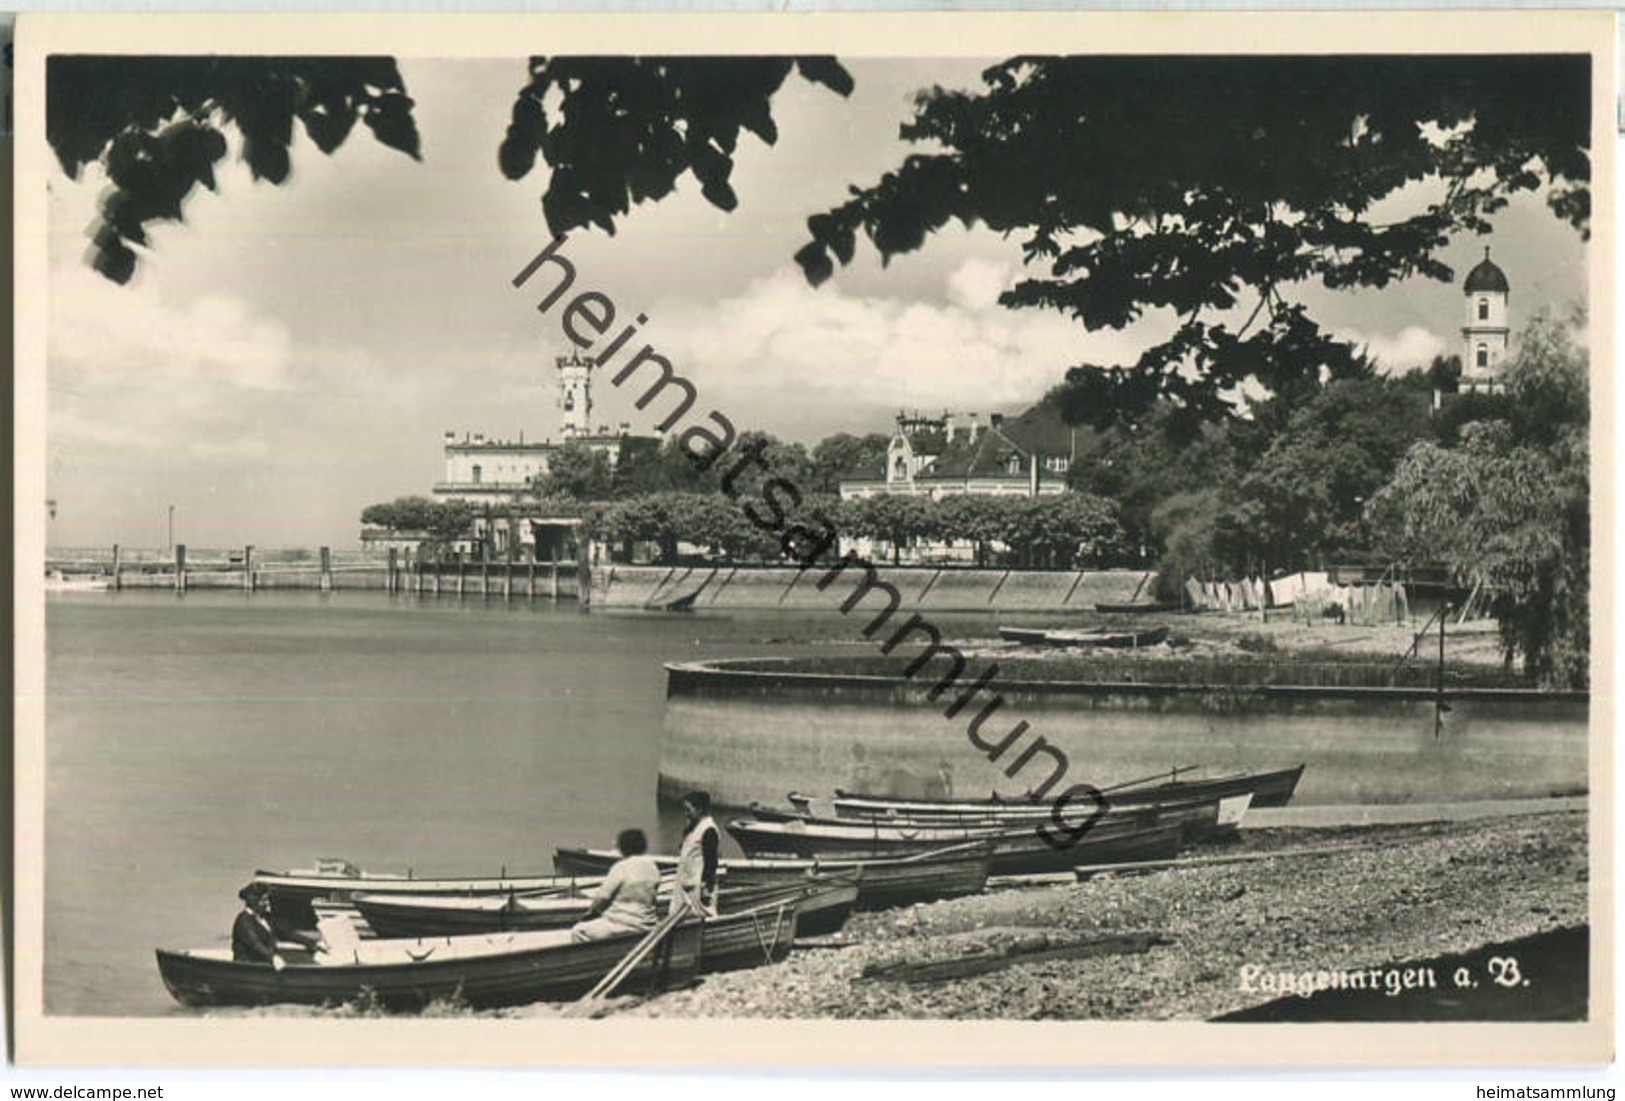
{"left": 1460, "top": 247, "right": 1511, "bottom": 394}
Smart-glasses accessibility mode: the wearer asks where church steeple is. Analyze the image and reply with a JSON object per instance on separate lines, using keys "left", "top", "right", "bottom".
{"left": 1460, "top": 246, "right": 1510, "bottom": 394}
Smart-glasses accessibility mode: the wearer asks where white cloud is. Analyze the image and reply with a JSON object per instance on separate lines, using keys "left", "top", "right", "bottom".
{"left": 1337, "top": 324, "right": 1449, "bottom": 373}
{"left": 633, "top": 264, "right": 1163, "bottom": 441}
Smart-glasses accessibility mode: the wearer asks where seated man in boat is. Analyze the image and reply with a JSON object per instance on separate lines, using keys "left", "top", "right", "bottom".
{"left": 569, "top": 828, "right": 661, "bottom": 943}
{"left": 232, "top": 883, "right": 326, "bottom": 969}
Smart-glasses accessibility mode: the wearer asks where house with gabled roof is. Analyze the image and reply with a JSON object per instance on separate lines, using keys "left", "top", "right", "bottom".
{"left": 839, "top": 403, "right": 1077, "bottom": 501}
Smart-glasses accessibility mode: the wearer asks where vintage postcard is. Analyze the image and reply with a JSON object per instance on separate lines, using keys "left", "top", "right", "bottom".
{"left": 10, "top": 9, "right": 1615, "bottom": 1069}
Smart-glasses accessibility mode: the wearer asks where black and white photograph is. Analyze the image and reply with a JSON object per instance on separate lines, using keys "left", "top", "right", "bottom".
{"left": 10, "top": 10, "right": 1614, "bottom": 1067}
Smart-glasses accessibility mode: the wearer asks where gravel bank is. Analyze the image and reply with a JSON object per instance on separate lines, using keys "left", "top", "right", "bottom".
{"left": 555, "top": 808, "right": 1588, "bottom": 1021}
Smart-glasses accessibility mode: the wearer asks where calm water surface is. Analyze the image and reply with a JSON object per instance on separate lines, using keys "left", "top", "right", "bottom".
{"left": 44, "top": 591, "right": 1004, "bottom": 1016}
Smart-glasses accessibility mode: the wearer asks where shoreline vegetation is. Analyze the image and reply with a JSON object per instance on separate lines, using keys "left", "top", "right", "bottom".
{"left": 203, "top": 617, "right": 1588, "bottom": 1023}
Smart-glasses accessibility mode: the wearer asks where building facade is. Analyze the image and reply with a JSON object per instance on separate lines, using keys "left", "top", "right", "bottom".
{"left": 838, "top": 405, "right": 1076, "bottom": 502}
{"left": 433, "top": 349, "right": 653, "bottom": 503}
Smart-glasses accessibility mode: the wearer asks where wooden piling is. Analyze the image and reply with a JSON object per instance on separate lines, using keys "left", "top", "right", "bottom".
{"left": 551, "top": 547, "right": 561, "bottom": 602}
{"left": 504, "top": 532, "right": 515, "bottom": 601}
{"left": 111, "top": 544, "right": 123, "bottom": 591}
{"left": 175, "top": 544, "right": 187, "bottom": 593}
{"left": 456, "top": 551, "right": 466, "bottom": 597}
{"left": 320, "top": 546, "right": 333, "bottom": 592}
{"left": 388, "top": 548, "right": 399, "bottom": 593}
{"left": 244, "top": 545, "right": 255, "bottom": 592}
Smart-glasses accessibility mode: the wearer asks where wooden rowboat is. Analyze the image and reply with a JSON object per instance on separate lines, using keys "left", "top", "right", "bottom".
{"left": 552, "top": 844, "right": 993, "bottom": 911}
{"left": 751, "top": 791, "right": 1245, "bottom": 842}
{"left": 804, "top": 763, "right": 1305, "bottom": 818}
{"left": 156, "top": 897, "right": 800, "bottom": 1011}
{"left": 997, "top": 624, "right": 1169, "bottom": 648}
{"left": 724, "top": 810, "right": 1192, "bottom": 876}
{"left": 354, "top": 873, "right": 861, "bottom": 940}
{"left": 247, "top": 866, "right": 604, "bottom": 928}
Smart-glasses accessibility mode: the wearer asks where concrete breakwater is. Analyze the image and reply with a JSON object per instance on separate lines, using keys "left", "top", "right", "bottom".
{"left": 658, "top": 655, "right": 1590, "bottom": 810}
{"left": 592, "top": 564, "right": 1156, "bottom": 612}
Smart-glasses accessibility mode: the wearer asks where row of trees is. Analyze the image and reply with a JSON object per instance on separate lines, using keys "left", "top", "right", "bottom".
{"left": 593, "top": 489, "right": 1127, "bottom": 570}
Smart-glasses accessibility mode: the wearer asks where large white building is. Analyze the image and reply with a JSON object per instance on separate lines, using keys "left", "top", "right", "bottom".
{"left": 434, "top": 349, "right": 652, "bottom": 503}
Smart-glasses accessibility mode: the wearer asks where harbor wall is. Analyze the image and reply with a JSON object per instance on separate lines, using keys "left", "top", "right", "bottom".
{"left": 658, "top": 657, "right": 1590, "bottom": 809}
{"left": 592, "top": 565, "right": 1155, "bottom": 612}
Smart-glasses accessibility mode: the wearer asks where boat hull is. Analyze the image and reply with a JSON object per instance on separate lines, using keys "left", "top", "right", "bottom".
{"left": 156, "top": 902, "right": 798, "bottom": 1011}
{"left": 354, "top": 876, "right": 860, "bottom": 940}
{"left": 552, "top": 847, "right": 990, "bottom": 911}
{"left": 725, "top": 812, "right": 1189, "bottom": 876}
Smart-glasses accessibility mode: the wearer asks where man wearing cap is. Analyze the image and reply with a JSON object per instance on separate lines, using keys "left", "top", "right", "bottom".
{"left": 233, "top": 884, "right": 325, "bottom": 970}
{"left": 670, "top": 791, "right": 719, "bottom": 917}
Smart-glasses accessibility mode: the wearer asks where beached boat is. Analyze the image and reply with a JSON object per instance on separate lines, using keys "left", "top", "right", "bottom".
{"left": 354, "top": 873, "right": 861, "bottom": 940}
{"left": 997, "top": 625, "right": 1169, "bottom": 649}
{"left": 725, "top": 809, "right": 1192, "bottom": 876}
{"left": 552, "top": 844, "right": 992, "bottom": 911}
{"left": 798, "top": 763, "right": 1304, "bottom": 820}
{"left": 155, "top": 897, "right": 800, "bottom": 1010}
{"left": 247, "top": 862, "right": 605, "bottom": 927}
{"left": 757, "top": 790, "right": 1247, "bottom": 840}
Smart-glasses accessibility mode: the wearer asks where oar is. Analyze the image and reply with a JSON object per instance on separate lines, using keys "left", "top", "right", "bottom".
{"left": 563, "top": 904, "right": 690, "bottom": 1017}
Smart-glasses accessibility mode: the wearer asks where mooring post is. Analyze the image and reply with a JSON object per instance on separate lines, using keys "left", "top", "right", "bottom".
{"left": 243, "top": 545, "right": 255, "bottom": 592}
{"left": 551, "top": 546, "right": 561, "bottom": 602}
{"left": 175, "top": 544, "right": 187, "bottom": 594}
{"left": 320, "top": 546, "right": 333, "bottom": 592}
{"left": 111, "top": 544, "right": 123, "bottom": 591}
{"left": 504, "top": 529, "right": 516, "bottom": 601}
{"left": 388, "top": 547, "right": 399, "bottom": 594}
{"left": 456, "top": 550, "right": 466, "bottom": 597}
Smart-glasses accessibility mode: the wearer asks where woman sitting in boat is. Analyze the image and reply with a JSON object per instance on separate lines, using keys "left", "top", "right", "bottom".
{"left": 569, "top": 828, "right": 661, "bottom": 943}
{"left": 232, "top": 883, "right": 326, "bottom": 969}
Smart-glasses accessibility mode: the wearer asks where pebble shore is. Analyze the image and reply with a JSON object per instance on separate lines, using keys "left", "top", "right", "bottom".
{"left": 570, "top": 808, "right": 1588, "bottom": 1021}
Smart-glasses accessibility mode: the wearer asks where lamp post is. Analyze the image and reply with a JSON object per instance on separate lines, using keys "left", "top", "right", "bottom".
{"left": 167, "top": 504, "right": 175, "bottom": 552}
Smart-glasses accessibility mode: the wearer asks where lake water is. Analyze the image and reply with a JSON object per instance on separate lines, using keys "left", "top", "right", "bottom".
{"left": 42, "top": 590, "right": 997, "bottom": 1016}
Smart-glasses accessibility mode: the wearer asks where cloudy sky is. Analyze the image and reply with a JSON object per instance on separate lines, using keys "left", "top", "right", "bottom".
{"left": 44, "top": 56, "right": 1590, "bottom": 550}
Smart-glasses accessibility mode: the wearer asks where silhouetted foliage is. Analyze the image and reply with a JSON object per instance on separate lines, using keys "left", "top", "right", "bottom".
{"left": 499, "top": 56, "right": 853, "bottom": 236}
{"left": 47, "top": 56, "right": 422, "bottom": 283}
{"left": 794, "top": 55, "right": 1590, "bottom": 428}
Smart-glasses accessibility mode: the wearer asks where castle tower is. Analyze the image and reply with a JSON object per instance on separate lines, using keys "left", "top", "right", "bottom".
{"left": 1460, "top": 246, "right": 1511, "bottom": 394}
{"left": 556, "top": 349, "right": 593, "bottom": 438}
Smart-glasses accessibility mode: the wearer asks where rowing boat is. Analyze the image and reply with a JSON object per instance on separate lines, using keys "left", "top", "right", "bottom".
{"left": 800, "top": 763, "right": 1305, "bottom": 819}
{"left": 246, "top": 865, "right": 604, "bottom": 927}
{"left": 353, "top": 873, "right": 861, "bottom": 940}
{"left": 724, "top": 809, "right": 1193, "bottom": 876}
{"left": 997, "top": 625, "right": 1169, "bottom": 648}
{"left": 552, "top": 844, "right": 992, "bottom": 911}
{"left": 754, "top": 790, "right": 1246, "bottom": 841}
{"left": 156, "top": 897, "right": 800, "bottom": 1010}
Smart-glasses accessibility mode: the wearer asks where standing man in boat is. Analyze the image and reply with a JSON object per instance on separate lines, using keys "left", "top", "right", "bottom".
{"left": 569, "top": 828, "right": 662, "bottom": 943}
{"left": 671, "top": 791, "right": 720, "bottom": 917}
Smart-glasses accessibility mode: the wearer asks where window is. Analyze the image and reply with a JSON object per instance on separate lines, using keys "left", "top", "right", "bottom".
{"left": 1477, "top": 298, "right": 1490, "bottom": 321}
{"left": 472, "top": 464, "right": 483, "bottom": 484}
{"left": 1475, "top": 345, "right": 1488, "bottom": 369}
